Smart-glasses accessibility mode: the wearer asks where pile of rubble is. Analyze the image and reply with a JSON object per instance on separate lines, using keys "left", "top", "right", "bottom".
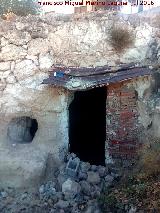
{"left": 0, "top": 153, "right": 120, "bottom": 213}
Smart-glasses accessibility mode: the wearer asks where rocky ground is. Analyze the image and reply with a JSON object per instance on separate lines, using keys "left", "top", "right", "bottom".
{"left": 0, "top": 153, "right": 120, "bottom": 213}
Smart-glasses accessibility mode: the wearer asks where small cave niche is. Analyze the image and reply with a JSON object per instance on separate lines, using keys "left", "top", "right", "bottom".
{"left": 7, "top": 116, "right": 38, "bottom": 144}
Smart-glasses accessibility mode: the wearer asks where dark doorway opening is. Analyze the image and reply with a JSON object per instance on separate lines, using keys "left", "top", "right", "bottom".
{"left": 69, "top": 87, "right": 106, "bottom": 166}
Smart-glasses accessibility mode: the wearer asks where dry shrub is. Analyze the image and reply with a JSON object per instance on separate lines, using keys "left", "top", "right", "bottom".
{"left": 109, "top": 26, "right": 134, "bottom": 53}
{"left": 138, "top": 137, "right": 160, "bottom": 177}
{"left": 1, "top": 11, "right": 16, "bottom": 21}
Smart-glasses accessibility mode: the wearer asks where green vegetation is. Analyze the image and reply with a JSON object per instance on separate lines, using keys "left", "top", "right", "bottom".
{"left": 0, "top": 0, "right": 40, "bottom": 19}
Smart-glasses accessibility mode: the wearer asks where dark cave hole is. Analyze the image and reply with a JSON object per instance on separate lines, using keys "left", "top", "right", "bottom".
{"left": 69, "top": 87, "right": 106, "bottom": 166}
{"left": 7, "top": 116, "right": 38, "bottom": 144}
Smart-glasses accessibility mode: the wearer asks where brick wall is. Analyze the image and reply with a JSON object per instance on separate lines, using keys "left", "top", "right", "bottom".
{"left": 106, "top": 82, "right": 142, "bottom": 160}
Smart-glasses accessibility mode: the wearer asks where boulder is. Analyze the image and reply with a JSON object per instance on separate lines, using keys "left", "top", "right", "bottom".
{"left": 98, "top": 166, "right": 107, "bottom": 178}
{"left": 80, "top": 162, "right": 91, "bottom": 173}
{"left": 90, "top": 165, "right": 97, "bottom": 172}
{"left": 57, "top": 173, "right": 68, "bottom": 190}
{"left": 62, "top": 178, "right": 81, "bottom": 199}
{"left": 80, "top": 181, "right": 91, "bottom": 196}
{"left": 55, "top": 200, "right": 70, "bottom": 209}
{"left": 0, "top": 44, "right": 27, "bottom": 61}
{"left": 78, "top": 171, "right": 87, "bottom": 180}
{"left": 105, "top": 175, "right": 114, "bottom": 187}
{"left": 87, "top": 172, "right": 100, "bottom": 185}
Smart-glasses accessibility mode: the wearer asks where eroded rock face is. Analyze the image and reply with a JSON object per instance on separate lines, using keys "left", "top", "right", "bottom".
{"left": 0, "top": 44, "right": 27, "bottom": 61}
{"left": 0, "top": 11, "right": 159, "bottom": 188}
{"left": 0, "top": 12, "right": 158, "bottom": 118}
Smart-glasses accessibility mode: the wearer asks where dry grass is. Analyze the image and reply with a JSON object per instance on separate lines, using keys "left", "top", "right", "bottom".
{"left": 99, "top": 136, "right": 160, "bottom": 212}
{"left": 138, "top": 137, "right": 160, "bottom": 177}
{"left": 109, "top": 26, "right": 134, "bottom": 53}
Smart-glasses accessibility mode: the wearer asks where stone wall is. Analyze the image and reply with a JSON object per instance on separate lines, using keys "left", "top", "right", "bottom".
{"left": 106, "top": 82, "right": 140, "bottom": 160}
{"left": 105, "top": 77, "right": 152, "bottom": 164}
{"left": 0, "top": 10, "right": 159, "bottom": 188}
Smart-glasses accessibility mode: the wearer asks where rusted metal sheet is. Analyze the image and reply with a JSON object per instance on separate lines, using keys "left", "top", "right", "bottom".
{"left": 42, "top": 64, "right": 152, "bottom": 91}
{"left": 48, "top": 62, "right": 141, "bottom": 76}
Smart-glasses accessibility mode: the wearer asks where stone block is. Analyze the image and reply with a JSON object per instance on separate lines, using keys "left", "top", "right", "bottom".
{"left": 66, "top": 157, "right": 80, "bottom": 178}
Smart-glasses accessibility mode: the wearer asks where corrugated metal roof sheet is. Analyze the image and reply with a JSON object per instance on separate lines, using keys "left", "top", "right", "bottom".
{"left": 42, "top": 64, "right": 152, "bottom": 90}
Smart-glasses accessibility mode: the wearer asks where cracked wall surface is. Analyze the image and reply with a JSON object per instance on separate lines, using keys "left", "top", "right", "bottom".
{"left": 0, "top": 10, "right": 160, "bottom": 188}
